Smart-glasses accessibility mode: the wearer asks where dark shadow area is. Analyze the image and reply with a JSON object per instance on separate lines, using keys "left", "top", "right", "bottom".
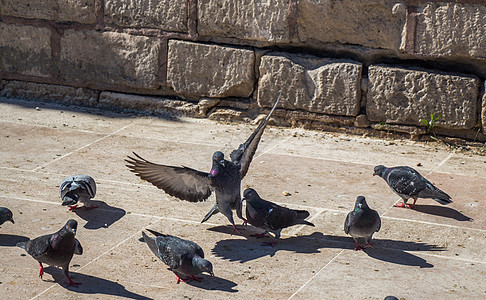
{"left": 413, "top": 204, "right": 474, "bottom": 222}
{"left": 210, "top": 225, "right": 439, "bottom": 268}
{"left": 0, "top": 96, "right": 182, "bottom": 122}
{"left": 0, "top": 234, "right": 29, "bottom": 247}
{"left": 44, "top": 267, "right": 152, "bottom": 300}
{"left": 184, "top": 274, "right": 238, "bottom": 293}
{"left": 73, "top": 201, "right": 126, "bottom": 229}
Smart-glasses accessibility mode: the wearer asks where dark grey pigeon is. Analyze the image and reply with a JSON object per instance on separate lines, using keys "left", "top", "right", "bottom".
{"left": 373, "top": 165, "right": 452, "bottom": 208}
{"left": 126, "top": 93, "right": 281, "bottom": 234}
{"left": 242, "top": 188, "right": 315, "bottom": 246}
{"left": 344, "top": 196, "right": 381, "bottom": 251}
{"left": 0, "top": 207, "right": 14, "bottom": 226}
{"left": 17, "top": 219, "right": 83, "bottom": 286}
{"left": 60, "top": 175, "right": 97, "bottom": 210}
{"left": 142, "top": 228, "right": 214, "bottom": 284}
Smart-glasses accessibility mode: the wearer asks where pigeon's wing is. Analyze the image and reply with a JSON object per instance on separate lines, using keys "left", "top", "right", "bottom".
{"left": 126, "top": 152, "right": 212, "bottom": 202}
{"left": 387, "top": 167, "right": 428, "bottom": 196}
{"left": 344, "top": 212, "right": 352, "bottom": 234}
{"left": 74, "top": 239, "right": 83, "bottom": 255}
{"left": 264, "top": 202, "right": 297, "bottom": 230}
{"left": 230, "top": 92, "right": 281, "bottom": 179}
{"left": 157, "top": 236, "right": 184, "bottom": 269}
{"left": 25, "top": 234, "right": 52, "bottom": 259}
{"left": 76, "top": 175, "right": 97, "bottom": 198}
{"left": 59, "top": 178, "right": 72, "bottom": 199}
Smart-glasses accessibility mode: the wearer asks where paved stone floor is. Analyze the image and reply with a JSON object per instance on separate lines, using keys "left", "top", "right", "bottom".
{"left": 0, "top": 97, "right": 485, "bottom": 299}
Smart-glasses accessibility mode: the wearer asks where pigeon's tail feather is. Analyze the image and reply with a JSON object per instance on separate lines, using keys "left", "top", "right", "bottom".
{"left": 145, "top": 228, "right": 167, "bottom": 237}
{"left": 16, "top": 241, "right": 26, "bottom": 249}
{"left": 201, "top": 204, "right": 219, "bottom": 223}
{"left": 295, "top": 210, "right": 310, "bottom": 220}
{"left": 419, "top": 187, "right": 452, "bottom": 205}
{"left": 297, "top": 220, "right": 315, "bottom": 227}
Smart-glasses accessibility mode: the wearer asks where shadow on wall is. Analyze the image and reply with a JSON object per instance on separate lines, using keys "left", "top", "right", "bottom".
{"left": 209, "top": 226, "right": 438, "bottom": 268}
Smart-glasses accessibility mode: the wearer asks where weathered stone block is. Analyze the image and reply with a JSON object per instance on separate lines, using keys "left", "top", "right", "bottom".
{"left": 258, "top": 53, "right": 362, "bottom": 116}
{"left": 367, "top": 65, "right": 480, "bottom": 129}
{"left": 59, "top": 30, "right": 160, "bottom": 89}
{"left": 0, "top": 0, "right": 96, "bottom": 24}
{"left": 0, "top": 23, "right": 51, "bottom": 77}
{"left": 198, "top": 0, "right": 290, "bottom": 43}
{"left": 167, "top": 40, "right": 255, "bottom": 98}
{"left": 297, "top": 0, "right": 406, "bottom": 50}
{"left": 415, "top": 3, "right": 486, "bottom": 58}
{"left": 104, "top": 0, "right": 187, "bottom": 32}
{"left": 0, "top": 80, "right": 97, "bottom": 106}
{"left": 482, "top": 82, "right": 486, "bottom": 137}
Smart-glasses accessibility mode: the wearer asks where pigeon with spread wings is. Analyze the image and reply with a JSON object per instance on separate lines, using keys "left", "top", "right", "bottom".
{"left": 126, "top": 93, "right": 281, "bottom": 234}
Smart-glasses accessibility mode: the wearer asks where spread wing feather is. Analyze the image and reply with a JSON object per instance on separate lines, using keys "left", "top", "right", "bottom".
{"left": 230, "top": 92, "right": 281, "bottom": 179}
{"left": 125, "top": 152, "right": 212, "bottom": 202}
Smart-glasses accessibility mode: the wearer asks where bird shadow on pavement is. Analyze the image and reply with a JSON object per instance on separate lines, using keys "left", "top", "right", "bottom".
{"left": 412, "top": 204, "right": 474, "bottom": 222}
{"left": 209, "top": 225, "right": 330, "bottom": 263}
{"left": 0, "top": 234, "right": 29, "bottom": 247}
{"left": 44, "top": 267, "right": 152, "bottom": 299}
{"left": 210, "top": 225, "right": 439, "bottom": 268}
{"left": 184, "top": 274, "right": 238, "bottom": 293}
{"left": 72, "top": 201, "right": 126, "bottom": 230}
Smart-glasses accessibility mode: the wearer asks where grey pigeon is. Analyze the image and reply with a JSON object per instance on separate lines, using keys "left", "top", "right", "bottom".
{"left": 242, "top": 188, "right": 315, "bottom": 246}
{"left": 60, "top": 175, "right": 97, "bottom": 210}
{"left": 344, "top": 196, "right": 381, "bottom": 251}
{"left": 142, "top": 228, "right": 214, "bottom": 284}
{"left": 0, "top": 207, "right": 14, "bottom": 225}
{"left": 17, "top": 219, "right": 83, "bottom": 286}
{"left": 373, "top": 165, "right": 452, "bottom": 208}
{"left": 126, "top": 93, "right": 281, "bottom": 234}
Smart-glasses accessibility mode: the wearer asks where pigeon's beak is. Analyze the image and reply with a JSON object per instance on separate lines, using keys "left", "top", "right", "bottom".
{"left": 9, "top": 218, "right": 14, "bottom": 224}
{"left": 219, "top": 160, "right": 225, "bottom": 167}
{"left": 372, "top": 171, "right": 377, "bottom": 176}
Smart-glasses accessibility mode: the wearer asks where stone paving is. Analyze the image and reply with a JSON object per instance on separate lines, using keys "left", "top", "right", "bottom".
{"left": 0, "top": 97, "right": 485, "bottom": 299}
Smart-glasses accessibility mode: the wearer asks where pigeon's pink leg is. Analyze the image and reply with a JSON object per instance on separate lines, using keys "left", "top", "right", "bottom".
{"left": 68, "top": 205, "right": 78, "bottom": 211}
{"left": 66, "top": 276, "right": 80, "bottom": 287}
{"left": 394, "top": 202, "right": 414, "bottom": 209}
{"left": 250, "top": 232, "right": 267, "bottom": 239}
{"left": 354, "top": 241, "right": 364, "bottom": 251}
{"left": 365, "top": 242, "right": 374, "bottom": 248}
{"left": 175, "top": 274, "right": 187, "bottom": 284}
{"left": 241, "top": 217, "right": 248, "bottom": 226}
{"left": 190, "top": 275, "right": 202, "bottom": 282}
{"left": 38, "top": 262, "right": 44, "bottom": 279}
{"left": 231, "top": 224, "right": 244, "bottom": 235}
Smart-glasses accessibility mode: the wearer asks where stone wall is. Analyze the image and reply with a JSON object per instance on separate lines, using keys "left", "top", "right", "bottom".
{"left": 1, "top": 0, "right": 485, "bottom": 141}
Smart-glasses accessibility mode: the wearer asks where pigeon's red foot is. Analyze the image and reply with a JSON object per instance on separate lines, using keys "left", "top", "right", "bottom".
{"left": 354, "top": 242, "right": 364, "bottom": 251}
{"left": 241, "top": 218, "right": 248, "bottom": 226}
{"left": 231, "top": 225, "right": 244, "bottom": 235}
{"left": 394, "top": 203, "right": 415, "bottom": 209}
{"left": 66, "top": 277, "right": 80, "bottom": 287}
{"left": 175, "top": 274, "right": 187, "bottom": 284}
{"left": 190, "top": 275, "right": 202, "bottom": 282}
{"left": 365, "top": 242, "right": 374, "bottom": 248}
{"left": 68, "top": 205, "right": 78, "bottom": 211}
{"left": 38, "top": 263, "right": 44, "bottom": 279}
{"left": 250, "top": 232, "right": 267, "bottom": 239}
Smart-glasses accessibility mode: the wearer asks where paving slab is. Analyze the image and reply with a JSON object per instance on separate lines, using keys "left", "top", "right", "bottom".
{"left": 0, "top": 97, "right": 485, "bottom": 299}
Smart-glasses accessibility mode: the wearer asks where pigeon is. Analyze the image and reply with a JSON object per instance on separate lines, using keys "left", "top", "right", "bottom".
{"left": 344, "top": 196, "right": 381, "bottom": 251}
{"left": 142, "top": 228, "right": 214, "bottom": 284}
{"left": 17, "top": 219, "right": 83, "bottom": 287}
{"left": 373, "top": 165, "right": 452, "bottom": 208}
{"left": 0, "top": 207, "right": 14, "bottom": 225}
{"left": 126, "top": 92, "right": 281, "bottom": 234}
{"left": 60, "top": 175, "right": 97, "bottom": 210}
{"left": 242, "top": 188, "right": 315, "bottom": 246}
